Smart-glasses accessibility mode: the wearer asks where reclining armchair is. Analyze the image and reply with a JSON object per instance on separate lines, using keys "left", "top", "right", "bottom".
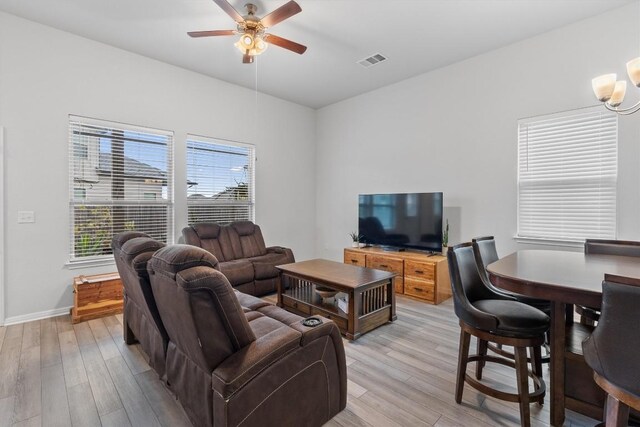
{"left": 148, "top": 244, "right": 346, "bottom": 427}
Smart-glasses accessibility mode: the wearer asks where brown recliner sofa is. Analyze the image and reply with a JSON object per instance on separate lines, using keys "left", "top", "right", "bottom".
{"left": 148, "top": 244, "right": 347, "bottom": 427}
{"left": 112, "top": 232, "right": 169, "bottom": 380}
{"left": 182, "top": 221, "right": 294, "bottom": 296}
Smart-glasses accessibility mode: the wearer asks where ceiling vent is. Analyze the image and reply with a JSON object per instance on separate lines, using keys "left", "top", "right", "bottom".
{"left": 357, "top": 53, "right": 387, "bottom": 68}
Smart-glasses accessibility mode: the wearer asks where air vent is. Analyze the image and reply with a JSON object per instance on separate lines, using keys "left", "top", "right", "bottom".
{"left": 357, "top": 53, "right": 387, "bottom": 68}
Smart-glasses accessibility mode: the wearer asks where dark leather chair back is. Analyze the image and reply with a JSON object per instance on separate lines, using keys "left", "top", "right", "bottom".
{"left": 148, "top": 244, "right": 256, "bottom": 373}
{"left": 447, "top": 243, "right": 500, "bottom": 331}
{"left": 472, "top": 236, "right": 499, "bottom": 283}
{"left": 584, "top": 239, "right": 640, "bottom": 257}
{"left": 583, "top": 274, "right": 640, "bottom": 396}
{"left": 112, "top": 232, "right": 168, "bottom": 376}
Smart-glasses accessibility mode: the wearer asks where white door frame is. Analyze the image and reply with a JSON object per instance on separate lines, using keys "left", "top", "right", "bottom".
{"left": 0, "top": 126, "right": 5, "bottom": 325}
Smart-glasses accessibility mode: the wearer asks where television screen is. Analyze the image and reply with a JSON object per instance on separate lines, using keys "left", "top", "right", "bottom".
{"left": 358, "top": 192, "right": 443, "bottom": 252}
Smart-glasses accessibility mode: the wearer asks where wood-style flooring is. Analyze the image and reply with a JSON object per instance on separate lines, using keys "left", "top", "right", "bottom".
{"left": 0, "top": 296, "right": 598, "bottom": 426}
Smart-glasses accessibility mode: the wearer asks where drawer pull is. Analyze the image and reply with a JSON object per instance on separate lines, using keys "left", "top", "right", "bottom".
{"left": 414, "top": 287, "right": 423, "bottom": 292}
{"left": 293, "top": 302, "right": 298, "bottom": 308}
{"left": 415, "top": 270, "right": 424, "bottom": 274}
{"left": 380, "top": 264, "right": 388, "bottom": 268}
{"left": 351, "top": 259, "right": 358, "bottom": 263}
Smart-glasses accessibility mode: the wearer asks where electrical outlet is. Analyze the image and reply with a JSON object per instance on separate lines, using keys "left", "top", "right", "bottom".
{"left": 17, "top": 211, "right": 35, "bottom": 223}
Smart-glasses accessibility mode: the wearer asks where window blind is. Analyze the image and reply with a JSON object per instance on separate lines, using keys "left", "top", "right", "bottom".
{"left": 517, "top": 107, "right": 617, "bottom": 242}
{"left": 186, "top": 135, "right": 255, "bottom": 225}
{"left": 69, "top": 116, "right": 174, "bottom": 260}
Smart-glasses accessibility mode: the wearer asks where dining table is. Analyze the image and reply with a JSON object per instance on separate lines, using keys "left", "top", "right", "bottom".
{"left": 487, "top": 249, "right": 640, "bottom": 427}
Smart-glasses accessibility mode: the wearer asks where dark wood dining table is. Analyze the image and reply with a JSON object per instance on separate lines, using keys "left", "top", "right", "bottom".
{"left": 487, "top": 249, "right": 640, "bottom": 427}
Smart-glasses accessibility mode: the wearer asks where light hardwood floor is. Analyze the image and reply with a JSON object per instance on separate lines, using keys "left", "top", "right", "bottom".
{"left": 0, "top": 296, "right": 598, "bottom": 427}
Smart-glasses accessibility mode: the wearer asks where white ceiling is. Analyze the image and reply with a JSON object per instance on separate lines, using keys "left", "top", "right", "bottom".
{"left": 0, "top": 0, "right": 635, "bottom": 108}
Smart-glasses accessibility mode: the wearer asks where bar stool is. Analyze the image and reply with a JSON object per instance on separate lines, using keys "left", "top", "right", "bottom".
{"left": 472, "top": 236, "right": 551, "bottom": 368}
{"left": 579, "top": 239, "right": 640, "bottom": 326}
{"left": 448, "top": 243, "right": 549, "bottom": 427}
{"left": 583, "top": 274, "right": 640, "bottom": 427}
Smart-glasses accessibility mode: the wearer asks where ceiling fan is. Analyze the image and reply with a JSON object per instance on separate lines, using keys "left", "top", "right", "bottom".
{"left": 188, "top": 0, "right": 307, "bottom": 64}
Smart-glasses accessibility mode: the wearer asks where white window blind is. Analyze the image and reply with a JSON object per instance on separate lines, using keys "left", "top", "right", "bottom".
{"left": 517, "top": 107, "right": 617, "bottom": 242}
{"left": 69, "top": 116, "right": 174, "bottom": 261}
{"left": 186, "top": 135, "right": 255, "bottom": 225}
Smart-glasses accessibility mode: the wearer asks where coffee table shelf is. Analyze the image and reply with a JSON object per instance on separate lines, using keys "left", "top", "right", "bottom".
{"left": 277, "top": 259, "right": 396, "bottom": 340}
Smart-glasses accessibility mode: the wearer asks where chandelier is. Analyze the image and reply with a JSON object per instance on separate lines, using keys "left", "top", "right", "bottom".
{"left": 592, "top": 57, "right": 640, "bottom": 115}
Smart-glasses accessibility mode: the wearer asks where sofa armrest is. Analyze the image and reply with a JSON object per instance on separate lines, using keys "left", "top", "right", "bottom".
{"left": 212, "top": 318, "right": 340, "bottom": 399}
{"left": 212, "top": 326, "right": 301, "bottom": 399}
{"left": 267, "top": 246, "right": 295, "bottom": 262}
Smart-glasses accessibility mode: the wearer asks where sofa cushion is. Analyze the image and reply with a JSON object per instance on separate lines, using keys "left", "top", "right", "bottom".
{"left": 183, "top": 224, "right": 240, "bottom": 262}
{"left": 229, "top": 221, "right": 267, "bottom": 258}
{"left": 234, "top": 290, "right": 271, "bottom": 311}
{"left": 219, "top": 260, "right": 255, "bottom": 286}
{"left": 256, "top": 304, "right": 303, "bottom": 326}
{"left": 249, "top": 252, "right": 291, "bottom": 280}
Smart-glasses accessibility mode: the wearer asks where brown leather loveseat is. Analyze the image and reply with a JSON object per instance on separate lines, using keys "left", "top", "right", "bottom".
{"left": 147, "top": 244, "right": 347, "bottom": 427}
{"left": 182, "top": 221, "right": 294, "bottom": 296}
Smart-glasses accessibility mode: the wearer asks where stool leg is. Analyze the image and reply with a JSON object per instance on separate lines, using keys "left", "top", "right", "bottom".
{"left": 514, "top": 346, "right": 531, "bottom": 427}
{"left": 455, "top": 329, "right": 471, "bottom": 404}
{"left": 605, "top": 395, "right": 629, "bottom": 427}
{"left": 476, "top": 339, "right": 488, "bottom": 380}
{"left": 530, "top": 346, "right": 544, "bottom": 405}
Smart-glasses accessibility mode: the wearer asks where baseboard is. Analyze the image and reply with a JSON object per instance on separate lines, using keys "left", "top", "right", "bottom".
{"left": 2, "top": 306, "right": 72, "bottom": 326}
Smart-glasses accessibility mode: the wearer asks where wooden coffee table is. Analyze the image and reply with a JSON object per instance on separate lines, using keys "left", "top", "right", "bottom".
{"left": 276, "top": 259, "right": 396, "bottom": 340}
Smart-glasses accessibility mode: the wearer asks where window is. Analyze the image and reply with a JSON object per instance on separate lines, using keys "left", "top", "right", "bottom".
{"left": 69, "top": 116, "right": 173, "bottom": 261}
{"left": 73, "top": 142, "right": 88, "bottom": 159}
{"left": 73, "top": 188, "right": 86, "bottom": 199}
{"left": 517, "top": 107, "right": 617, "bottom": 242}
{"left": 186, "top": 135, "right": 255, "bottom": 225}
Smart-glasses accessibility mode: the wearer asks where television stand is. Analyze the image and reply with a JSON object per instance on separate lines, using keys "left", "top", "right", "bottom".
{"left": 343, "top": 247, "right": 451, "bottom": 304}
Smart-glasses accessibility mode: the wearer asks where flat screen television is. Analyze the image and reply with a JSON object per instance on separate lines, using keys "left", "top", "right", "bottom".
{"left": 358, "top": 192, "right": 443, "bottom": 252}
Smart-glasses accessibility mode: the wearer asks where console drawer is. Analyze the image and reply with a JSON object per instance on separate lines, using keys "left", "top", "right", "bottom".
{"left": 404, "top": 277, "right": 435, "bottom": 301}
{"left": 344, "top": 251, "right": 366, "bottom": 267}
{"left": 405, "top": 260, "right": 435, "bottom": 281}
{"left": 366, "top": 255, "right": 403, "bottom": 276}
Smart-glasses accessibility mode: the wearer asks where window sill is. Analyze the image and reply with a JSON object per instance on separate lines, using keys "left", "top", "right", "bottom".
{"left": 513, "top": 236, "right": 585, "bottom": 249}
{"left": 65, "top": 257, "right": 116, "bottom": 270}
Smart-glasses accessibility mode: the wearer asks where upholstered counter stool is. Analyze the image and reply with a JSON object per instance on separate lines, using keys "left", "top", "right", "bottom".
{"left": 448, "top": 243, "right": 550, "bottom": 427}
{"left": 583, "top": 274, "right": 640, "bottom": 427}
{"left": 472, "top": 236, "right": 551, "bottom": 368}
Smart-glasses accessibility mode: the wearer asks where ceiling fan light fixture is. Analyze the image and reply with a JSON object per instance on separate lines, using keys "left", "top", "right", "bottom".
{"left": 253, "top": 36, "right": 268, "bottom": 55}
{"left": 234, "top": 33, "right": 254, "bottom": 53}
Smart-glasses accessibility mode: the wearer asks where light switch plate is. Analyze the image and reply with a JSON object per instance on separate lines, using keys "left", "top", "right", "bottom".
{"left": 17, "top": 211, "right": 35, "bottom": 223}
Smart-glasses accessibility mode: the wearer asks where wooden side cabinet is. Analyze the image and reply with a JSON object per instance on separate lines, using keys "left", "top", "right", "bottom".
{"left": 71, "top": 272, "right": 123, "bottom": 324}
{"left": 344, "top": 247, "right": 451, "bottom": 304}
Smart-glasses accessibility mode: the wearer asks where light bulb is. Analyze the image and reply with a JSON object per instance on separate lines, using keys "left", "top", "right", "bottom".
{"left": 591, "top": 74, "right": 617, "bottom": 102}
{"left": 607, "top": 81, "right": 627, "bottom": 107}
{"left": 626, "top": 57, "right": 640, "bottom": 87}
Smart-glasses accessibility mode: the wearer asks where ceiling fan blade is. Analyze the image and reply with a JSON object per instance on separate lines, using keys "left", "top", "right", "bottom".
{"left": 260, "top": 1, "right": 302, "bottom": 28}
{"left": 242, "top": 54, "right": 254, "bottom": 64}
{"left": 211, "top": 0, "right": 244, "bottom": 23}
{"left": 188, "top": 30, "right": 236, "bottom": 38}
{"left": 265, "top": 34, "right": 307, "bottom": 55}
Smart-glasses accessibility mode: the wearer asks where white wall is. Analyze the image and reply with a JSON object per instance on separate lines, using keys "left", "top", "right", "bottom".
{"left": 315, "top": 3, "right": 640, "bottom": 261}
{"left": 0, "top": 12, "right": 317, "bottom": 322}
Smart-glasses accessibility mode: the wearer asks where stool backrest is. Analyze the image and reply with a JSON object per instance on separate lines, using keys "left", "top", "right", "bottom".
{"left": 584, "top": 239, "right": 640, "bottom": 257}
{"left": 583, "top": 274, "right": 640, "bottom": 396}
